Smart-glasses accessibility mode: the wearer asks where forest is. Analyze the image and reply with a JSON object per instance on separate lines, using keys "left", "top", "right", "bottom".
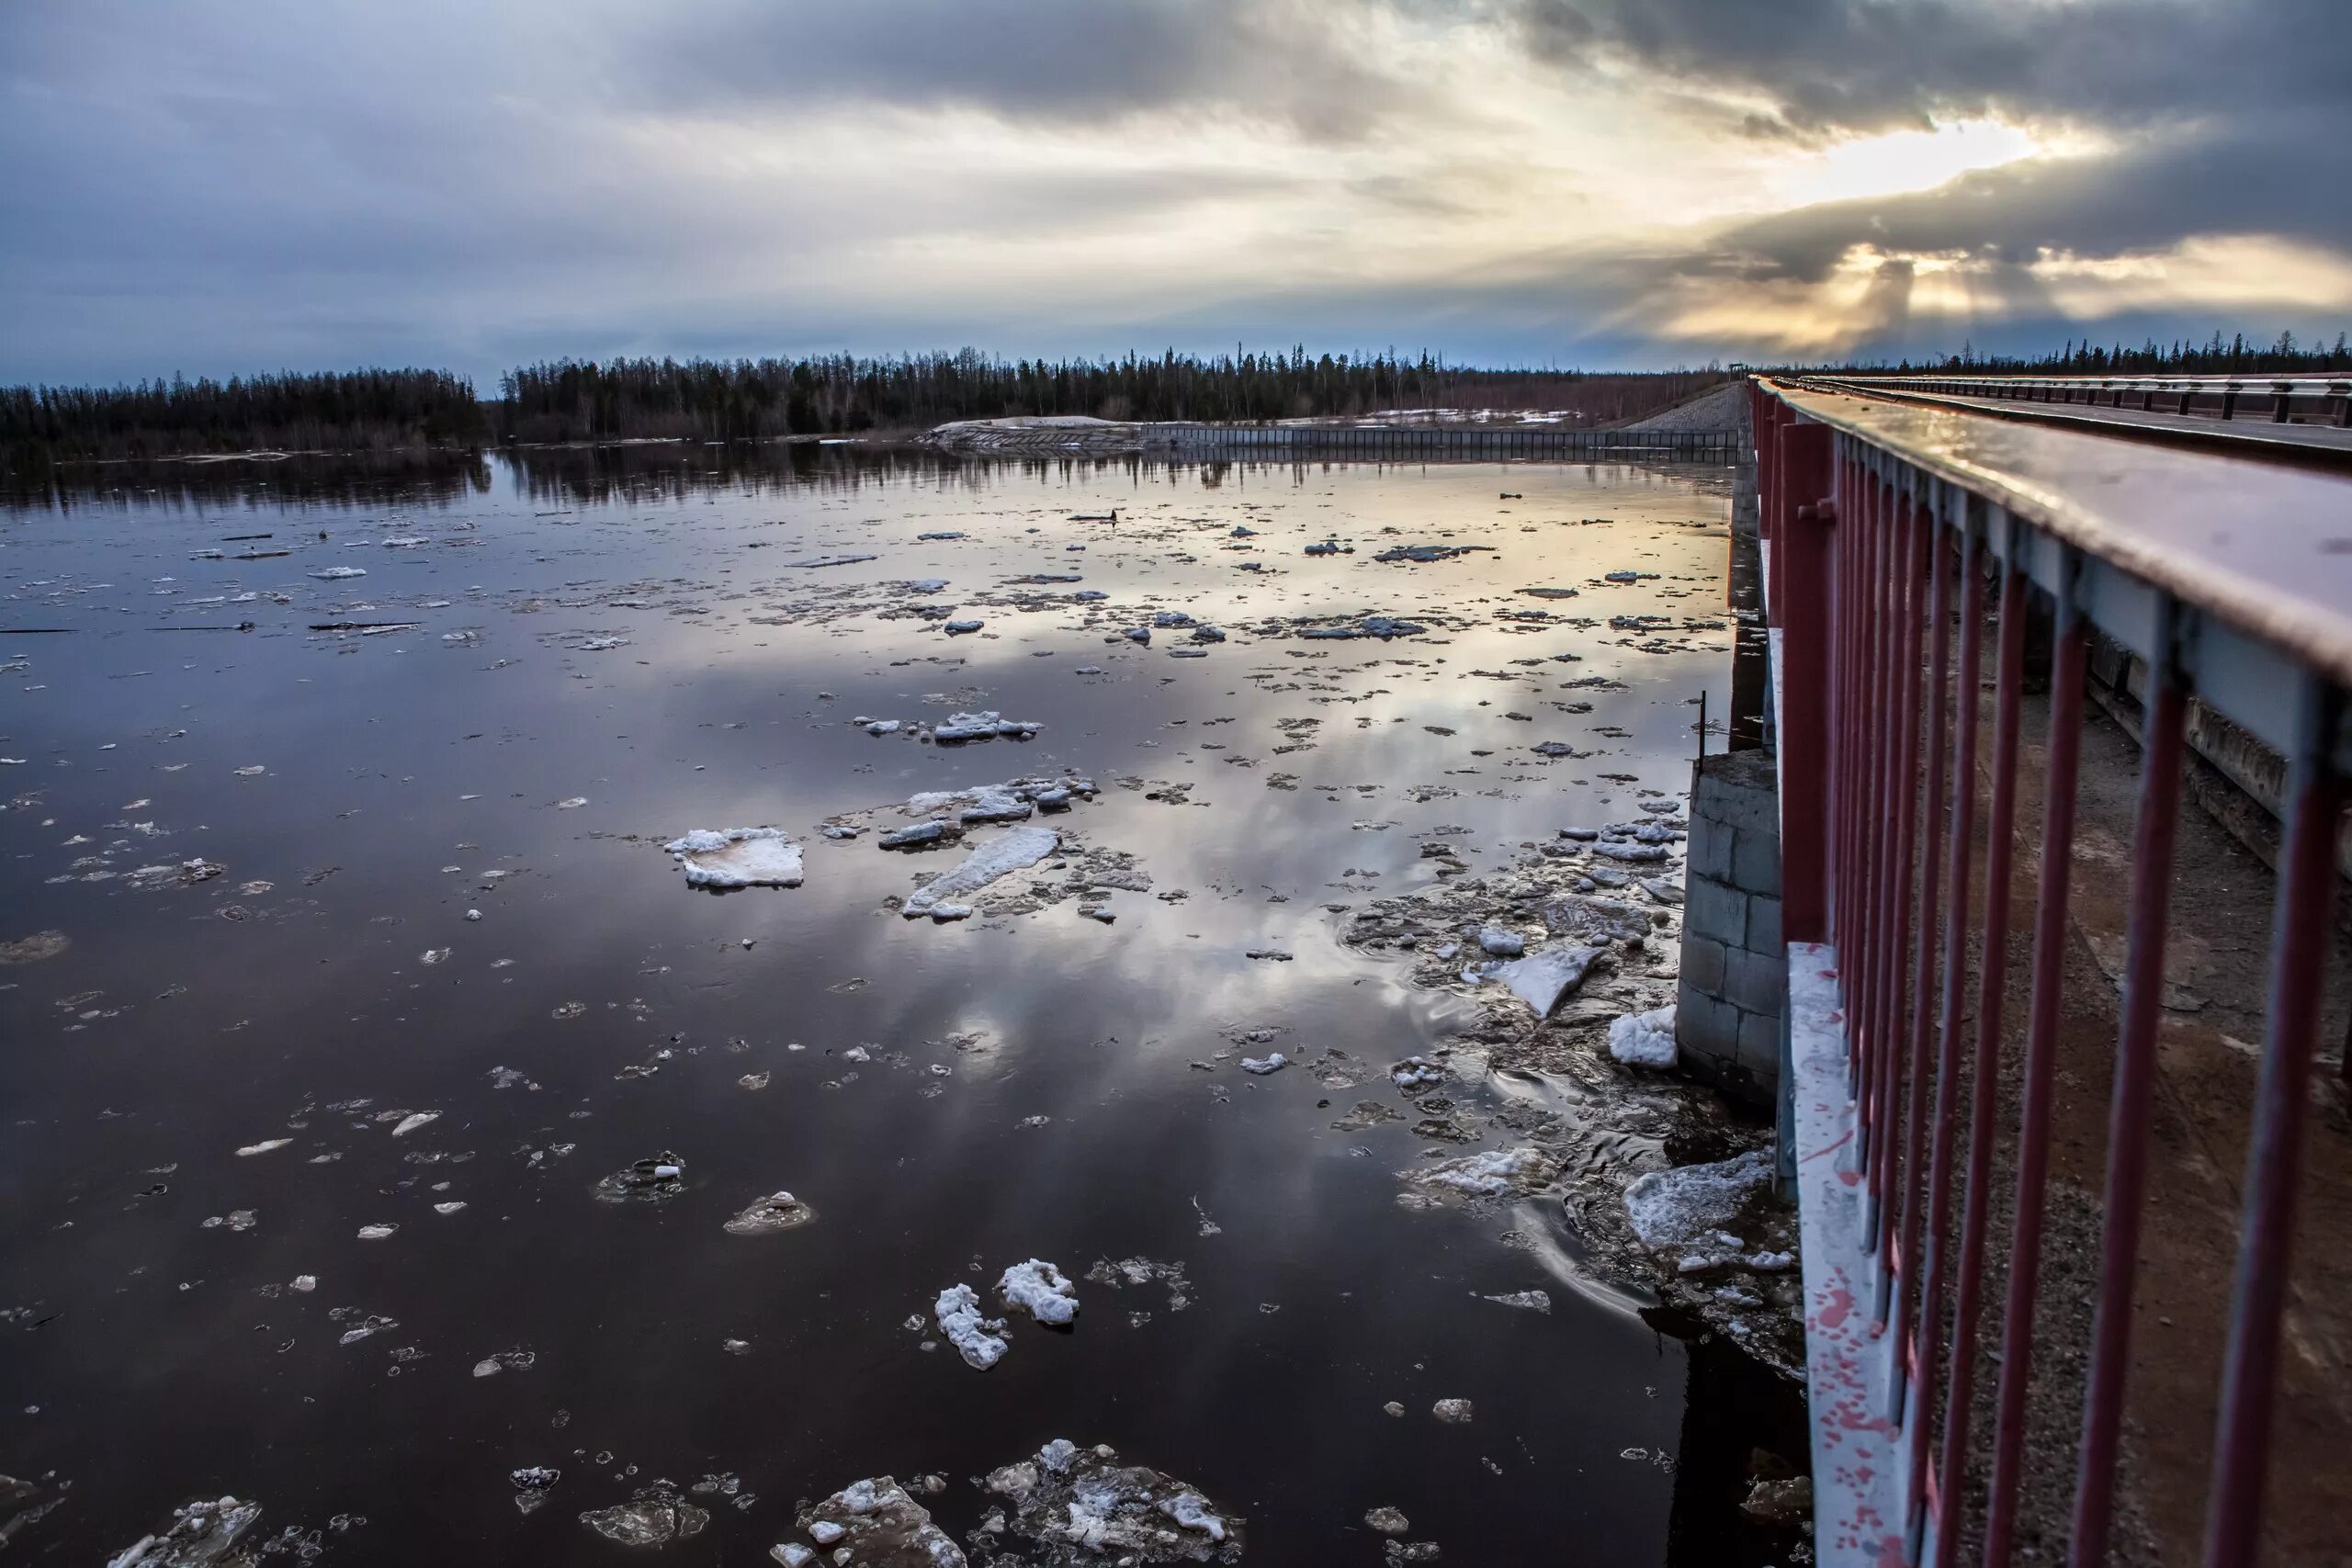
{"left": 6, "top": 332, "right": 2348, "bottom": 461}
{"left": 492, "top": 351, "right": 1724, "bottom": 444}
{"left": 0, "top": 368, "right": 482, "bottom": 462}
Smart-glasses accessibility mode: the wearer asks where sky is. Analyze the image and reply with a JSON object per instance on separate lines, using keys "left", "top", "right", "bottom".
{"left": 3, "top": 0, "right": 2348, "bottom": 387}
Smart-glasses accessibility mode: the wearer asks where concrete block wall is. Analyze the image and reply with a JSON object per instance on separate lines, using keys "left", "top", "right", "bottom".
{"left": 1678, "top": 747, "right": 1784, "bottom": 1105}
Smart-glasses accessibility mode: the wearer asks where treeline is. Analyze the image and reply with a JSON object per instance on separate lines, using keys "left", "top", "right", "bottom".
{"left": 2, "top": 368, "right": 484, "bottom": 463}
{"left": 496, "top": 350, "right": 1724, "bottom": 442}
{"left": 1814, "top": 329, "right": 2352, "bottom": 378}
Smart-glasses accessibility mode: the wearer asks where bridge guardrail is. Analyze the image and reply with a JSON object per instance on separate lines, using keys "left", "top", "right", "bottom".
{"left": 1751, "top": 375, "right": 2351, "bottom": 1567}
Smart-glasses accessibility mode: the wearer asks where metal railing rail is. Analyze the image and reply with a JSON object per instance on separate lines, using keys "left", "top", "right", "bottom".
{"left": 1808, "top": 372, "right": 2352, "bottom": 428}
{"left": 1751, "top": 376, "right": 2352, "bottom": 1567}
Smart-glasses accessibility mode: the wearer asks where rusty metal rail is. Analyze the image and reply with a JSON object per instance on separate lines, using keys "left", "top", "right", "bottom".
{"left": 1812, "top": 372, "right": 2352, "bottom": 426}
{"left": 1752, "top": 376, "right": 2352, "bottom": 1566}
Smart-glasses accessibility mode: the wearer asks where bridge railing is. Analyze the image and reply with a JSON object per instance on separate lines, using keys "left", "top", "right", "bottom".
{"left": 1750, "top": 376, "right": 2352, "bottom": 1566}
{"left": 1805, "top": 371, "right": 2352, "bottom": 427}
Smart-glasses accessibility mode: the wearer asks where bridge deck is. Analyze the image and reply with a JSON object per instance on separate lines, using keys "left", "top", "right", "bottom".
{"left": 1815, "top": 381, "right": 2352, "bottom": 463}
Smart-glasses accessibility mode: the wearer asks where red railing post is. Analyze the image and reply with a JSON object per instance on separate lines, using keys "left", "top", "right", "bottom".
{"left": 1776, "top": 423, "right": 1835, "bottom": 940}
{"left": 1984, "top": 565, "right": 2091, "bottom": 1565}
{"left": 2202, "top": 675, "right": 2346, "bottom": 1568}
{"left": 2071, "top": 597, "right": 2189, "bottom": 1564}
{"left": 1910, "top": 506, "right": 1987, "bottom": 1547}
{"left": 1933, "top": 559, "right": 2030, "bottom": 1568}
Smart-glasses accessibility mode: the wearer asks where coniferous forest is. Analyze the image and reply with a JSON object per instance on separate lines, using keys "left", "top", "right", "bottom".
{"left": 4, "top": 331, "right": 2346, "bottom": 462}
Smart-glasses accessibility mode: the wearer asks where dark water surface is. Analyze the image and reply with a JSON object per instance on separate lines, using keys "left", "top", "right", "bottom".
{"left": 0, "top": 446, "right": 1795, "bottom": 1564}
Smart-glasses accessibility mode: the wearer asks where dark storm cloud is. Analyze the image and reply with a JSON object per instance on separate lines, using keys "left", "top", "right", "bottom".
{"left": 624, "top": 0, "right": 1418, "bottom": 140}
{"left": 1510, "top": 0, "right": 2352, "bottom": 141}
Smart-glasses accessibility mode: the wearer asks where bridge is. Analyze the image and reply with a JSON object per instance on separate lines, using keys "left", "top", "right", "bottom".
{"left": 1740, "top": 373, "right": 2352, "bottom": 1566}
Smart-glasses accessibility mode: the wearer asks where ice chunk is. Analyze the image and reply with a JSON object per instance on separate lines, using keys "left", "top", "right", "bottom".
{"left": 864, "top": 719, "right": 901, "bottom": 736}
{"left": 1480, "top": 1290, "right": 1553, "bottom": 1312}
{"left": 356, "top": 1224, "right": 397, "bottom": 1241}
{"left": 790, "top": 1477, "right": 965, "bottom": 1567}
{"left": 1239, "top": 1053, "right": 1287, "bottom": 1075}
{"left": 580, "top": 1483, "right": 709, "bottom": 1547}
{"left": 107, "top": 1495, "right": 263, "bottom": 1567}
{"left": 594, "top": 1152, "right": 688, "bottom": 1203}
{"left": 1544, "top": 895, "right": 1653, "bottom": 945}
{"left": 310, "top": 567, "right": 367, "bottom": 581}
{"left": 1432, "top": 1397, "right": 1475, "bottom": 1423}
{"left": 1592, "top": 840, "right": 1668, "bottom": 863}
{"left": 1623, "top": 1150, "right": 1775, "bottom": 1251}
{"left": 1608, "top": 1004, "right": 1678, "bottom": 1067}
{"left": 390, "top": 1111, "right": 439, "bottom": 1137}
{"left": 664, "top": 828, "right": 804, "bottom": 889}
{"left": 724, "top": 1190, "right": 816, "bottom": 1235}
{"left": 1477, "top": 926, "right": 1523, "bottom": 958}
{"left": 984, "top": 1439, "right": 1242, "bottom": 1562}
{"left": 878, "top": 820, "right": 956, "bottom": 850}
{"left": 998, "top": 1259, "right": 1080, "bottom": 1325}
{"left": 1488, "top": 943, "right": 1606, "bottom": 1016}
{"left": 1404, "top": 1146, "right": 1551, "bottom": 1199}
{"left": 901, "top": 826, "right": 1057, "bottom": 918}
{"left": 236, "top": 1138, "right": 292, "bottom": 1157}
{"left": 935, "top": 1283, "right": 1010, "bottom": 1370}
{"left": 944, "top": 619, "right": 985, "bottom": 635}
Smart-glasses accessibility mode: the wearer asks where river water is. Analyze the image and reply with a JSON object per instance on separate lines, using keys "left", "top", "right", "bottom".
{"left": 0, "top": 445, "right": 1801, "bottom": 1564}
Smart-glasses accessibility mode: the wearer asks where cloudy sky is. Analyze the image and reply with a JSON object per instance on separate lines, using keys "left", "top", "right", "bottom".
{"left": 3, "top": 0, "right": 2346, "bottom": 386}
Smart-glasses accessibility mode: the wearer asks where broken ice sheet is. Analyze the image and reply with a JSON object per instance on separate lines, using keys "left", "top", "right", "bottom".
{"left": 723, "top": 1190, "right": 816, "bottom": 1235}
{"left": 1399, "top": 1146, "right": 1555, "bottom": 1202}
{"left": 934, "top": 1283, "right": 1010, "bottom": 1370}
{"left": 900, "top": 825, "right": 1057, "bottom": 918}
{"left": 471, "top": 1348, "right": 536, "bottom": 1377}
{"left": 1623, "top": 1149, "right": 1774, "bottom": 1251}
{"left": 998, "top": 1259, "right": 1079, "bottom": 1325}
{"left": 107, "top": 1495, "right": 263, "bottom": 1566}
{"left": 594, "top": 1152, "right": 686, "bottom": 1203}
{"left": 1607, "top": 1004, "right": 1677, "bottom": 1067}
{"left": 1084, "top": 1257, "right": 1190, "bottom": 1314}
{"left": 664, "top": 828, "right": 804, "bottom": 890}
{"left": 580, "top": 1482, "right": 707, "bottom": 1547}
{"left": 786, "top": 1475, "right": 964, "bottom": 1567}
{"left": 984, "top": 1438, "right": 1241, "bottom": 1563}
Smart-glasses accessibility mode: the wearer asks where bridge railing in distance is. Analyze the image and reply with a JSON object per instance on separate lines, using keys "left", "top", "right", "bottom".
{"left": 1806, "top": 372, "right": 2352, "bottom": 427}
{"left": 1749, "top": 375, "right": 2352, "bottom": 1567}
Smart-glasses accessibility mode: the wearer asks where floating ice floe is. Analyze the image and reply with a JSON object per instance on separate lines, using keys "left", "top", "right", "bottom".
{"left": 1544, "top": 894, "right": 1653, "bottom": 945}
{"left": 724, "top": 1190, "right": 816, "bottom": 1235}
{"left": 785, "top": 555, "right": 877, "bottom": 570}
{"left": 389, "top": 1111, "right": 440, "bottom": 1137}
{"left": 1390, "top": 1055, "right": 1442, "bottom": 1089}
{"left": 107, "top": 1495, "right": 264, "bottom": 1567}
{"left": 944, "top": 619, "right": 985, "bottom": 635}
{"left": 1403, "top": 1146, "right": 1552, "bottom": 1200}
{"left": 1476, "top": 927, "right": 1523, "bottom": 958}
{"left": 999, "top": 1259, "right": 1080, "bottom": 1325}
{"left": 1480, "top": 1290, "right": 1553, "bottom": 1312}
{"left": 310, "top": 567, "right": 367, "bottom": 581}
{"left": 1486, "top": 943, "right": 1607, "bottom": 1017}
{"left": 931, "top": 711, "right": 1041, "bottom": 742}
{"left": 1608, "top": 1004, "right": 1678, "bottom": 1067}
{"left": 1623, "top": 1149, "right": 1775, "bottom": 1251}
{"left": 580, "top": 1483, "right": 708, "bottom": 1546}
{"left": 901, "top": 826, "right": 1057, "bottom": 919}
{"left": 577, "top": 636, "right": 629, "bottom": 651}
{"left": 985, "top": 1438, "right": 1242, "bottom": 1563}
{"left": 594, "top": 1152, "right": 686, "bottom": 1203}
{"left": 1432, "top": 1397, "right": 1475, "bottom": 1423}
{"left": 935, "top": 1283, "right": 1011, "bottom": 1370}
{"left": 236, "top": 1138, "right": 292, "bottom": 1157}
{"left": 784, "top": 1476, "right": 965, "bottom": 1568}
{"left": 472, "top": 1348, "right": 535, "bottom": 1377}
{"left": 356, "top": 1224, "right": 397, "bottom": 1241}
{"left": 1239, "top": 1053, "right": 1287, "bottom": 1075}
{"left": 1592, "top": 840, "right": 1668, "bottom": 863}
{"left": 664, "top": 828, "right": 804, "bottom": 889}
{"left": 511, "top": 1467, "right": 561, "bottom": 1517}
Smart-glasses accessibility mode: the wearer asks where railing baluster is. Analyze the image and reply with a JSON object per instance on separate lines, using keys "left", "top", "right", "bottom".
{"left": 1911, "top": 507, "right": 1986, "bottom": 1550}
{"left": 1890, "top": 491, "right": 1956, "bottom": 1409}
{"left": 2201, "top": 674, "right": 2345, "bottom": 1568}
{"left": 1984, "top": 575, "right": 2091, "bottom": 1566}
{"left": 2070, "top": 597, "right": 2188, "bottom": 1565}
{"left": 1933, "top": 559, "right": 2030, "bottom": 1568}
{"left": 1871, "top": 491, "right": 1928, "bottom": 1318}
